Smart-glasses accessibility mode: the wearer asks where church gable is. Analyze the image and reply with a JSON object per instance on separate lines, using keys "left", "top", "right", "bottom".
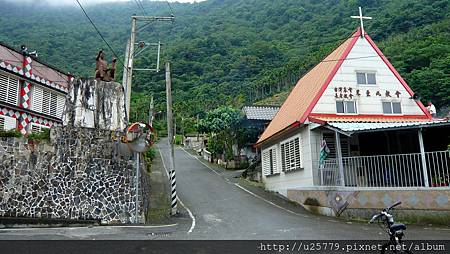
{"left": 311, "top": 35, "right": 428, "bottom": 117}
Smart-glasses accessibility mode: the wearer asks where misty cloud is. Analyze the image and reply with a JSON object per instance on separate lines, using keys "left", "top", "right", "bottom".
{"left": 0, "top": 0, "right": 205, "bottom": 6}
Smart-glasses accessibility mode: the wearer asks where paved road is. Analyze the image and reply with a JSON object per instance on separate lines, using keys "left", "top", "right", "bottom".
{"left": 156, "top": 140, "right": 450, "bottom": 240}
{"left": 1, "top": 139, "right": 449, "bottom": 240}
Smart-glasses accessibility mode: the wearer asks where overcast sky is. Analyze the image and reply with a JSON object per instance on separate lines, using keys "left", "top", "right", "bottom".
{"left": 1, "top": 0, "right": 206, "bottom": 6}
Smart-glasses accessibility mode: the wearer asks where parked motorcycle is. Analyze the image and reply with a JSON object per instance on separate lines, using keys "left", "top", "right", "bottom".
{"left": 369, "top": 201, "right": 413, "bottom": 254}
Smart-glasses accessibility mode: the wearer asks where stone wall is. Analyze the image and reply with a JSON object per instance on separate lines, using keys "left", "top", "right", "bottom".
{"left": 0, "top": 127, "right": 143, "bottom": 224}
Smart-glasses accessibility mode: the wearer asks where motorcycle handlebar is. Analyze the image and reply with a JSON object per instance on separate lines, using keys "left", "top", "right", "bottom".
{"left": 369, "top": 214, "right": 380, "bottom": 224}
{"left": 388, "top": 201, "right": 402, "bottom": 211}
{"left": 369, "top": 202, "right": 401, "bottom": 224}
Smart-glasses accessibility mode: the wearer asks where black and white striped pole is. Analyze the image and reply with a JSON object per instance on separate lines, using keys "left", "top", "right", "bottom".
{"left": 169, "top": 168, "right": 177, "bottom": 214}
{"left": 166, "top": 62, "right": 177, "bottom": 215}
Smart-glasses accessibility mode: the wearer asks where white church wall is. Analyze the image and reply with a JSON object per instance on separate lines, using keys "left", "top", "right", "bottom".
{"left": 312, "top": 37, "right": 425, "bottom": 116}
{"left": 262, "top": 126, "right": 314, "bottom": 197}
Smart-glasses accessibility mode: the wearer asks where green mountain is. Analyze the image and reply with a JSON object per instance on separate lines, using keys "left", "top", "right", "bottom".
{"left": 0, "top": 0, "right": 449, "bottom": 126}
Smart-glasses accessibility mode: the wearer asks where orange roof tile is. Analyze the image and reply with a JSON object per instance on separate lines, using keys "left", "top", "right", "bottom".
{"left": 308, "top": 115, "right": 430, "bottom": 124}
{"left": 256, "top": 29, "right": 361, "bottom": 145}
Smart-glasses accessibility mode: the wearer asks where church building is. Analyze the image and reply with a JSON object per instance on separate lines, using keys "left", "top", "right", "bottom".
{"left": 0, "top": 43, "right": 70, "bottom": 134}
{"left": 256, "top": 14, "right": 450, "bottom": 196}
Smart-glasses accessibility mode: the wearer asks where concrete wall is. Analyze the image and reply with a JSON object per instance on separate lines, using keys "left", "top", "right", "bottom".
{"left": 0, "top": 127, "right": 143, "bottom": 224}
{"left": 287, "top": 187, "right": 450, "bottom": 224}
{"left": 63, "top": 78, "right": 127, "bottom": 131}
{"left": 183, "top": 136, "right": 205, "bottom": 150}
{"left": 312, "top": 37, "right": 425, "bottom": 116}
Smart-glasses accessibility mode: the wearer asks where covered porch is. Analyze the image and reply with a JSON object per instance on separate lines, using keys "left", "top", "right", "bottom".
{"left": 316, "top": 120, "right": 450, "bottom": 188}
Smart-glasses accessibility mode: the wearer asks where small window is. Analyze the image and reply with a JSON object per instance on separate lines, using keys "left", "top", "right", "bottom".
{"left": 336, "top": 101, "right": 357, "bottom": 114}
{"left": 0, "top": 73, "right": 19, "bottom": 105}
{"left": 281, "top": 137, "right": 302, "bottom": 172}
{"left": 367, "top": 73, "right": 377, "bottom": 84}
{"left": 30, "top": 123, "right": 50, "bottom": 133}
{"left": 336, "top": 101, "right": 345, "bottom": 113}
{"left": 346, "top": 101, "right": 356, "bottom": 113}
{"left": 356, "top": 73, "right": 366, "bottom": 85}
{"left": 32, "top": 86, "right": 65, "bottom": 119}
{"left": 0, "top": 115, "right": 17, "bottom": 131}
{"left": 392, "top": 102, "right": 402, "bottom": 114}
{"left": 262, "top": 147, "right": 278, "bottom": 176}
{"left": 382, "top": 102, "right": 392, "bottom": 114}
{"left": 383, "top": 101, "right": 402, "bottom": 114}
{"left": 356, "top": 72, "right": 376, "bottom": 85}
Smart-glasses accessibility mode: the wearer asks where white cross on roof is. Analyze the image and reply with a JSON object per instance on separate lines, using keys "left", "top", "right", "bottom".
{"left": 351, "top": 7, "right": 372, "bottom": 37}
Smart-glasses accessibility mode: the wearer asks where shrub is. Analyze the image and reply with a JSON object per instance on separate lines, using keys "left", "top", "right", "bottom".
{"left": 27, "top": 128, "right": 50, "bottom": 142}
{"left": 143, "top": 146, "right": 156, "bottom": 173}
{"left": 304, "top": 197, "right": 321, "bottom": 206}
{"left": 0, "top": 129, "right": 22, "bottom": 138}
{"left": 174, "top": 135, "right": 183, "bottom": 145}
{"left": 144, "top": 146, "right": 156, "bottom": 161}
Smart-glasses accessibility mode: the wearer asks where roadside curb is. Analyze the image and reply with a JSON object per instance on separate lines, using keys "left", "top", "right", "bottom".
{"left": 0, "top": 217, "right": 98, "bottom": 229}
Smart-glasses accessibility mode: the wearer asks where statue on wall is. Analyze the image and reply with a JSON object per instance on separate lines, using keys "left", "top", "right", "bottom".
{"left": 95, "top": 50, "right": 117, "bottom": 81}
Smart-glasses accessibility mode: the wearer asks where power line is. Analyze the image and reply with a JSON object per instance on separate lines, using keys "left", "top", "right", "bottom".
{"left": 134, "top": 0, "right": 147, "bottom": 16}
{"left": 166, "top": 1, "right": 175, "bottom": 16}
{"left": 74, "top": 0, "right": 126, "bottom": 70}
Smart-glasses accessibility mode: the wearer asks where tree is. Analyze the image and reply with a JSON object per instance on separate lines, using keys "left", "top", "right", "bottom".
{"left": 198, "top": 106, "right": 242, "bottom": 160}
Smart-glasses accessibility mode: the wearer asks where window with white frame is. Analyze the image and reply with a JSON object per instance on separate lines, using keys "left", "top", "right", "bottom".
{"left": 0, "top": 115, "right": 17, "bottom": 131}
{"left": 32, "top": 86, "right": 65, "bottom": 119}
{"left": 281, "top": 137, "right": 302, "bottom": 172}
{"left": 382, "top": 101, "right": 402, "bottom": 114}
{"left": 262, "top": 146, "right": 278, "bottom": 176}
{"left": 336, "top": 100, "right": 357, "bottom": 114}
{"left": 356, "top": 72, "right": 377, "bottom": 85}
{"left": 0, "top": 73, "right": 19, "bottom": 105}
{"left": 30, "top": 123, "right": 50, "bottom": 133}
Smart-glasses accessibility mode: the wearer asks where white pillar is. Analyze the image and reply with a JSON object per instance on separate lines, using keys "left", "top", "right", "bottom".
{"left": 335, "top": 132, "right": 345, "bottom": 186}
{"left": 418, "top": 129, "right": 430, "bottom": 187}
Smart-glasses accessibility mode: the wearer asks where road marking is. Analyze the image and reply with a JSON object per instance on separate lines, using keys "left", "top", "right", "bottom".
{"left": 158, "top": 147, "right": 196, "bottom": 234}
{"left": 180, "top": 147, "right": 310, "bottom": 219}
{"left": 180, "top": 147, "right": 222, "bottom": 176}
{"left": 104, "top": 224, "right": 178, "bottom": 229}
{"left": 234, "top": 183, "right": 309, "bottom": 218}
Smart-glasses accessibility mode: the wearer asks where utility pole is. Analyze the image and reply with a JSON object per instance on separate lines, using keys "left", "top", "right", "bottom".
{"left": 166, "top": 62, "right": 177, "bottom": 215}
{"left": 122, "top": 39, "right": 131, "bottom": 120}
{"left": 124, "top": 17, "right": 136, "bottom": 122}
{"left": 196, "top": 114, "right": 199, "bottom": 141}
{"left": 149, "top": 94, "right": 154, "bottom": 126}
{"left": 123, "top": 15, "right": 174, "bottom": 122}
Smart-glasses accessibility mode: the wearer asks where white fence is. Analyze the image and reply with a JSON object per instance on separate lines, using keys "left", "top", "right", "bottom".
{"left": 320, "top": 150, "right": 450, "bottom": 188}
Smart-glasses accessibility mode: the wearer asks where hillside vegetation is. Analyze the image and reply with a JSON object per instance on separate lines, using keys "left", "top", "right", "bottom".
{"left": 0, "top": 0, "right": 448, "bottom": 127}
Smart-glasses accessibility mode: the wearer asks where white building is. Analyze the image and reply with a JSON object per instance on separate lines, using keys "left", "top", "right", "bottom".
{"left": 0, "top": 43, "right": 69, "bottom": 134}
{"left": 256, "top": 28, "right": 450, "bottom": 196}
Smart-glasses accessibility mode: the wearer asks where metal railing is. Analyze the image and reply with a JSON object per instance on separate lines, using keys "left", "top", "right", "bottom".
{"left": 319, "top": 150, "right": 450, "bottom": 188}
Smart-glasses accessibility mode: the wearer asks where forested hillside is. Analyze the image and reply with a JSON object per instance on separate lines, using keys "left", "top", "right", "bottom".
{"left": 0, "top": 0, "right": 449, "bottom": 127}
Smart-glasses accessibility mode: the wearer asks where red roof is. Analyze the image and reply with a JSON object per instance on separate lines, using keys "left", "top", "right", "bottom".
{"left": 0, "top": 42, "right": 69, "bottom": 90}
{"left": 256, "top": 29, "right": 431, "bottom": 146}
